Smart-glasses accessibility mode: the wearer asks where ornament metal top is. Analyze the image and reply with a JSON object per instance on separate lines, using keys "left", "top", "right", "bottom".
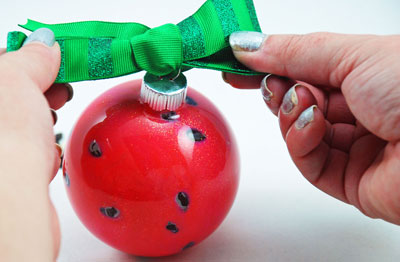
{"left": 140, "top": 72, "right": 188, "bottom": 111}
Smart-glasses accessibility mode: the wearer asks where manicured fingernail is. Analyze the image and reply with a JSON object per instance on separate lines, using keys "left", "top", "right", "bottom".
{"left": 260, "top": 74, "right": 274, "bottom": 102}
{"left": 65, "top": 83, "right": 74, "bottom": 102}
{"left": 229, "top": 31, "right": 267, "bottom": 52}
{"left": 55, "top": 143, "right": 63, "bottom": 158}
{"left": 23, "top": 28, "right": 55, "bottom": 47}
{"left": 295, "top": 105, "right": 317, "bottom": 129}
{"left": 55, "top": 133, "right": 63, "bottom": 144}
{"left": 51, "top": 109, "right": 58, "bottom": 125}
{"left": 222, "top": 72, "right": 229, "bottom": 84}
{"left": 281, "top": 84, "right": 300, "bottom": 114}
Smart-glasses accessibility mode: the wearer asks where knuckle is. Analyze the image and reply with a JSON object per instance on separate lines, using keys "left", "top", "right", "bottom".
{"left": 280, "top": 35, "right": 303, "bottom": 63}
{"left": 275, "top": 33, "right": 333, "bottom": 73}
{"left": 280, "top": 33, "right": 331, "bottom": 60}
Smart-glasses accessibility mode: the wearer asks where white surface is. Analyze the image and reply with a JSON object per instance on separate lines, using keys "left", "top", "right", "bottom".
{"left": 2, "top": 0, "right": 400, "bottom": 261}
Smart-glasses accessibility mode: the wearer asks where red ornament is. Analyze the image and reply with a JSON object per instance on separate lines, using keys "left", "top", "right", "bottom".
{"left": 63, "top": 79, "right": 239, "bottom": 257}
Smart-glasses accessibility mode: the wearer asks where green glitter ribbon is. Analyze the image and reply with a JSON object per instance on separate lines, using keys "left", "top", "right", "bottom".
{"left": 6, "top": 0, "right": 262, "bottom": 83}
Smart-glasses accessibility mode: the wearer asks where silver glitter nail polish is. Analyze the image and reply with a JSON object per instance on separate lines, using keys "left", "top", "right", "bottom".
{"left": 260, "top": 74, "right": 273, "bottom": 102}
{"left": 229, "top": 31, "right": 267, "bottom": 52}
{"left": 281, "top": 84, "right": 300, "bottom": 114}
{"left": 23, "top": 28, "right": 56, "bottom": 47}
{"left": 295, "top": 105, "right": 317, "bottom": 129}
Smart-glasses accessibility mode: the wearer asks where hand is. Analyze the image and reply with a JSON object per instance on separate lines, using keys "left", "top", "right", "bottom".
{"left": 0, "top": 28, "right": 72, "bottom": 261}
{"left": 224, "top": 31, "right": 400, "bottom": 225}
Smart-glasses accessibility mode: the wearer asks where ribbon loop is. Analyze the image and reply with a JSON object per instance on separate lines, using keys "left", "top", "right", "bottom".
{"left": 131, "top": 24, "right": 183, "bottom": 76}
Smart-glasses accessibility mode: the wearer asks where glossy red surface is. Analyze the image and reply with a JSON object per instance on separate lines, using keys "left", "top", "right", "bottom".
{"left": 63, "top": 80, "right": 240, "bottom": 257}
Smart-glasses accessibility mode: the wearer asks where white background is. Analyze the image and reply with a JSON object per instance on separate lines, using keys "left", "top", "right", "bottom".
{"left": 2, "top": 0, "right": 400, "bottom": 261}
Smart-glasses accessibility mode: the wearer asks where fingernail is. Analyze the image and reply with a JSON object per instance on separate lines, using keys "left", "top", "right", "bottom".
{"left": 65, "top": 83, "right": 74, "bottom": 102}
{"left": 55, "top": 143, "right": 63, "bottom": 158}
{"left": 51, "top": 109, "right": 58, "bottom": 125}
{"left": 260, "top": 74, "right": 274, "bottom": 102}
{"left": 281, "top": 84, "right": 300, "bottom": 114}
{"left": 229, "top": 31, "right": 267, "bottom": 52}
{"left": 23, "top": 28, "right": 55, "bottom": 47}
{"left": 221, "top": 72, "right": 229, "bottom": 84}
{"left": 55, "top": 133, "right": 63, "bottom": 144}
{"left": 295, "top": 105, "right": 317, "bottom": 129}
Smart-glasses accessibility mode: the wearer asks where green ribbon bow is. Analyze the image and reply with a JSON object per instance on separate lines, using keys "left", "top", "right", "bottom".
{"left": 7, "top": 0, "right": 261, "bottom": 83}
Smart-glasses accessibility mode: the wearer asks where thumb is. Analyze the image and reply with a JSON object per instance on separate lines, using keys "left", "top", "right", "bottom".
{"left": 0, "top": 28, "right": 60, "bottom": 93}
{"left": 229, "top": 31, "right": 373, "bottom": 87}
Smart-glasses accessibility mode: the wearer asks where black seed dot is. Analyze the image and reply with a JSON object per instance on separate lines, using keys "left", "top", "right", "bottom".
{"left": 100, "top": 207, "right": 120, "bottom": 218}
{"left": 89, "top": 140, "right": 102, "bottom": 157}
{"left": 166, "top": 222, "right": 179, "bottom": 233}
{"left": 182, "top": 242, "right": 195, "bottom": 251}
{"left": 176, "top": 192, "right": 189, "bottom": 211}
{"left": 161, "top": 111, "right": 180, "bottom": 121}
{"left": 189, "top": 128, "right": 206, "bottom": 142}
{"left": 64, "top": 172, "right": 70, "bottom": 187}
{"left": 185, "top": 96, "right": 197, "bottom": 106}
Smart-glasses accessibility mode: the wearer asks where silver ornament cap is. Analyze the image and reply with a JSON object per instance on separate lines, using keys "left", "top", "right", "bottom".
{"left": 140, "top": 72, "right": 188, "bottom": 111}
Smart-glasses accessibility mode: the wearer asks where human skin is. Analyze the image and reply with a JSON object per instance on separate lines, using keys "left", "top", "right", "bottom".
{"left": 225, "top": 32, "right": 400, "bottom": 225}
{"left": 0, "top": 36, "right": 70, "bottom": 260}
{"left": 1, "top": 29, "right": 399, "bottom": 260}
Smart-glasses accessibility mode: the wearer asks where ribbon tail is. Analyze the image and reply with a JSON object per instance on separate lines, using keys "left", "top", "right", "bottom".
{"left": 20, "top": 19, "right": 150, "bottom": 39}
{"left": 178, "top": 0, "right": 262, "bottom": 75}
{"left": 7, "top": 31, "right": 27, "bottom": 52}
{"left": 16, "top": 20, "right": 153, "bottom": 83}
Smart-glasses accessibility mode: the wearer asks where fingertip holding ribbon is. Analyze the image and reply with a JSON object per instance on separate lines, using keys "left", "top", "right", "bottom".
{"left": 22, "top": 28, "right": 56, "bottom": 47}
{"left": 6, "top": 0, "right": 263, "bottom": 85}
{"left": 229, "top": 31, "right": 267, "bottom": 52}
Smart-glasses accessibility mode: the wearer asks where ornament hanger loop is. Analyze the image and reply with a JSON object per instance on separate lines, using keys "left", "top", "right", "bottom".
{"left": 159, "top": 68, "right": 182, "bottom": 82}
